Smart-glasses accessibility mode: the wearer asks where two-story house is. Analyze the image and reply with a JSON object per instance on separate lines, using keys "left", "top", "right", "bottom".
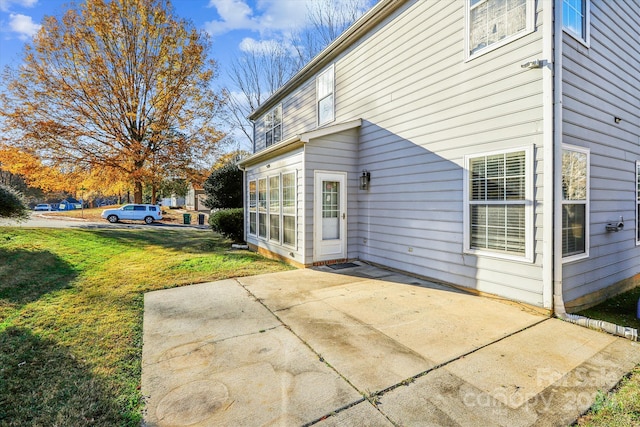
{"left": 238, "top": 0, "right": 640, "bottom": 314}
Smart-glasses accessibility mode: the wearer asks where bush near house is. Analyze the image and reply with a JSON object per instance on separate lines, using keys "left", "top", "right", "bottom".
{"left": 0, "top": 184, "right": 29, "bottom": 220}
{"left": 203, "top": 162, "right": 243, "bottom": 210}
{"left": 209, "top": 208, "right": 244, "bottom": 242}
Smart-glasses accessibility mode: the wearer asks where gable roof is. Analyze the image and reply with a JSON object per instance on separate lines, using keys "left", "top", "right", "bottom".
{"left": 248, "top": 0, "right": 405, "bottom": 121}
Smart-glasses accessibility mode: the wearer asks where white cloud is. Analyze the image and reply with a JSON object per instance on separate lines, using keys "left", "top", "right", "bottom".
{"left": 205, "top": 0, "right": 256, "bottom": 36}
{"left": 8, "top": 13, "right": 41, "bottom": 40}
{"left": 0, "top": 0, "right": 38, "bottom": 13}
{"left": 238, "top": 37, "right": 280, "bottom": 53}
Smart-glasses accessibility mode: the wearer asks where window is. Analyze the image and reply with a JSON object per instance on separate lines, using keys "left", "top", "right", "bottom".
{"left": 282, "top": 172, "right": 296, "bottom": 246}
{"left": 562, "top": 146, "right": 589, "bottom": 259}
{"left": 467, "top": 0, "right": 532, "bottom": 58}
{"left": 248, "top": 180, "right": 257, "bottom": 235}
{"left": 317, "top": 65, "right": 334, "bottom": 125}
{"left": 264, "top": 105, "right": 282, "bottom": 147}
{"left": 466, "top": 148, "right": 531, "bottom": 259}
{"left": 269, "top": 175, "right": 280, "bottom": 243}
{"left": 637, "top": 162, "right": 640, "bottom": 243}
{"left": 149, "top": 206, "right": 157, "bottom": 211}
{"left": 563, "top": 0, "right": 588, "bottom": 42}
{"left": 258, "top": 178, "right": 267, "bottom": 238}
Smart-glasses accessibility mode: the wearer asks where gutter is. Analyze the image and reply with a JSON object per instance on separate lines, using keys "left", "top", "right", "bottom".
{"left": 550, "top": 1, "right": 637, "bottom": 341}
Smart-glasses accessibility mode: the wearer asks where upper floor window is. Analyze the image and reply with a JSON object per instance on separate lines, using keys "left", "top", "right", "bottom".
{"left": 563, "top": 0, "right": 589, "bottom": 43}
{"left": 264, "top": 104, "right": 282, "bottom": 147}
{"left": 562, "top": 145, "right": 589, "bottom": 260}
{"left": 465, "top": 147, "right": 532, "bottom": 261}
{"left": 317, "top": 65, "right": 334, "bottom": 126}
{"left": 467, "top": 0, "right": 533, "bottom": 58}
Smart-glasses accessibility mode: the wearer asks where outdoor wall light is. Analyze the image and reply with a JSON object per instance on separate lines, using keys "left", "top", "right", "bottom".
{"left": 614, "top": 117, "right": 622, "bottom": 124}
{"left": 360, "top": 170, "right": 371, "bottom": 190}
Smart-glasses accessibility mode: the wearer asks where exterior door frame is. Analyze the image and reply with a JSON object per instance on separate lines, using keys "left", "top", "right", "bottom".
{"left": 313, "top": 170, "right": 347, "bottom": 263}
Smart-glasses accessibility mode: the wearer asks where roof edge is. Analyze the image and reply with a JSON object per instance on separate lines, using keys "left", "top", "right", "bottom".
{"left": 300, "top": 118, "right": 362, "bottom": 142}
{"left": 249, "top": 0, "right": 405, "bottom": 120}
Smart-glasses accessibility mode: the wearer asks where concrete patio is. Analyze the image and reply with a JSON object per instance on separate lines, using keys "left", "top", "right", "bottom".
{"left": 141, "top": 263, "right": 640, "bottom": 426}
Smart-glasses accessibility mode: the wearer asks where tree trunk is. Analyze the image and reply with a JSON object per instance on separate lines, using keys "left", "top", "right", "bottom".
{"left": 151, "top": 184, "right": 157, "bottom": 205}
{"left": 134, "top": 181, "right": 143, "bottom": 203}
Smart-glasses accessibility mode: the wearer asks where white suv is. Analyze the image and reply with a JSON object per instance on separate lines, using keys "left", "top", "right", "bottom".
{"left": 101, "top": 204, "right": 162, "bottom": 224}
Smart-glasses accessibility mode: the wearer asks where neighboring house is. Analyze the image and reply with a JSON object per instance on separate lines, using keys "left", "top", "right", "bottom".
{"left": 186, "top": 184, "right": 207, "bottom": 211}
{"left": 58, "top": 197, "right": 82, "bottom": 210}
{"left": 160, "top": 195, "right": 186, "bottom": 208}
{"left": 238, "top": 0, "right": 640, "bottom": 313}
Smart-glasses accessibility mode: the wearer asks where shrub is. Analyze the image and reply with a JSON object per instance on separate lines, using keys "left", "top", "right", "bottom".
{"left": 209, "top": 208, "right": 244, "bottom": 242}
{"left": 0, "top": 184, "right": 29, "bottom": 220}
{"left": 203, "top": 162, "right": 242, "bottom": 209}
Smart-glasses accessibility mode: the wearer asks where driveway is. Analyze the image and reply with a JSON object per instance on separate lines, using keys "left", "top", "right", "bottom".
{"left": 141, "top": 263, "right": 640, "bottom": 426}
{"left": 0, "top": 214, "right": 209, "bottom": 230}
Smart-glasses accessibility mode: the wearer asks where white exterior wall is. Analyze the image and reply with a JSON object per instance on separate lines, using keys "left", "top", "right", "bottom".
{"left": 247, "top": 0, "right": 550, "bottom": 306}
{"left": 244, "top": 149, "right": 305, "bottom": 264}
{"left": 333, "top": 0, "right": 546, "bottom": 305}
{"left": 303, "top": 128, "right": 360, "bottom": 265}
{"left": 561, "top": 1, "right": 640, "bottom": 304}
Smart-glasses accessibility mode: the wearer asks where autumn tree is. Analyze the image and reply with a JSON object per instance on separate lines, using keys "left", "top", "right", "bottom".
{"left": 0, "top": 0, "right": 225, "bottom": 203}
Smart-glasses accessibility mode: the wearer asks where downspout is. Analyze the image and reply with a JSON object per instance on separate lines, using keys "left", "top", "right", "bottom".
{"left": 550, "top": 0, "right": 637, "bottom": 341}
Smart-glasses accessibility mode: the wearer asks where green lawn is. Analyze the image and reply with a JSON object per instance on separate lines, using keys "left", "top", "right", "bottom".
{"left": 574, "top": 288, "right": 640, "bottom": 426}
{"left": 0, "top": 227, "right": 291, "bottom": 426}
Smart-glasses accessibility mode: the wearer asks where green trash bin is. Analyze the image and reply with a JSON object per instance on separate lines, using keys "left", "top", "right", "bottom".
{"left": 183, "top": 213, "right": 191, "bottom": 224}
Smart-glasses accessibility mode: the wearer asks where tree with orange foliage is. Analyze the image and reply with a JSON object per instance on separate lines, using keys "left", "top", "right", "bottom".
{"left": 0, "top": 0, "right": 225, "bottom": 203}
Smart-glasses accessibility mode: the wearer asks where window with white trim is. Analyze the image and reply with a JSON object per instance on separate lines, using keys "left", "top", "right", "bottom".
{"left": 317, "top": 66, "right": 334, "bottom": 126}
{"left": 258, "top": 178, "right": 267, "bottom": 239}
{"left": 563, "top": 0, "right": 589, "bottom": 43}
{"left": 269, "top": 175, "right": 280, "bottom": 243}
{"left": 467, "top": 0, "right": 532, "bottom": 58}
{"left": 466, "top": 148, "right": 530, "bottom": 258}
{"left": 264, "top": 104, "right": 282, "bottom": 147}
{"left": 248, "top": 180, "right": 257, "bottom": 235}
{"left": 282, "top": 172, "right": 296, "bottom": 246}
{"left": 562, "top": 146, "right": 589, "bottom": 258}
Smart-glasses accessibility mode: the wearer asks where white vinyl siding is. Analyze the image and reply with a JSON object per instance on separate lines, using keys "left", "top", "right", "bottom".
{"left": 563, "top": 0, "right": 589, "bottom": 44}
{"left": 560, "top": 1, "right": 639, "bottom": 306}
{"left": 465, "top": 148, "right": 532, "bottom": 261}
{"left": 317, "top": 65, "right": 335, "bottom": 126}
{"left": 561, "top": 145, "right": 589, "bottom": 261}
{"left": 636, "top": 161, "right": 640, "bottom": 244}
{"left": 466, "top": 0, "right": 534, "bottom": 59}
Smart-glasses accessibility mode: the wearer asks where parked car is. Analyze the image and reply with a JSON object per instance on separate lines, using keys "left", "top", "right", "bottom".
{"left": 33, "top": 204, "right": 52, "bottom": 211}
{"left": 101, "top": 204, "right": 162, "bottom": 224}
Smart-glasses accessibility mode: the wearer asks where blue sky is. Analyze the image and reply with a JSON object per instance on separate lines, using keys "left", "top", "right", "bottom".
{"left": 0, "top": 0, "right": 349, "bottom": 90}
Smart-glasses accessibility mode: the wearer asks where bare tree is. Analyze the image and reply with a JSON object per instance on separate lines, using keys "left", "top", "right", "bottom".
{"left": 225, "top": 0, "right": 375, "bottom": 149}
{"left": 226, "top": 42, "right": 295, "bottom": 145}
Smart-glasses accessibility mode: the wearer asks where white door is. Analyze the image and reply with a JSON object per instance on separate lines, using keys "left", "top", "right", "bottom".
{"left": 314, "top": 171, "right": 347, "bottom": 262}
